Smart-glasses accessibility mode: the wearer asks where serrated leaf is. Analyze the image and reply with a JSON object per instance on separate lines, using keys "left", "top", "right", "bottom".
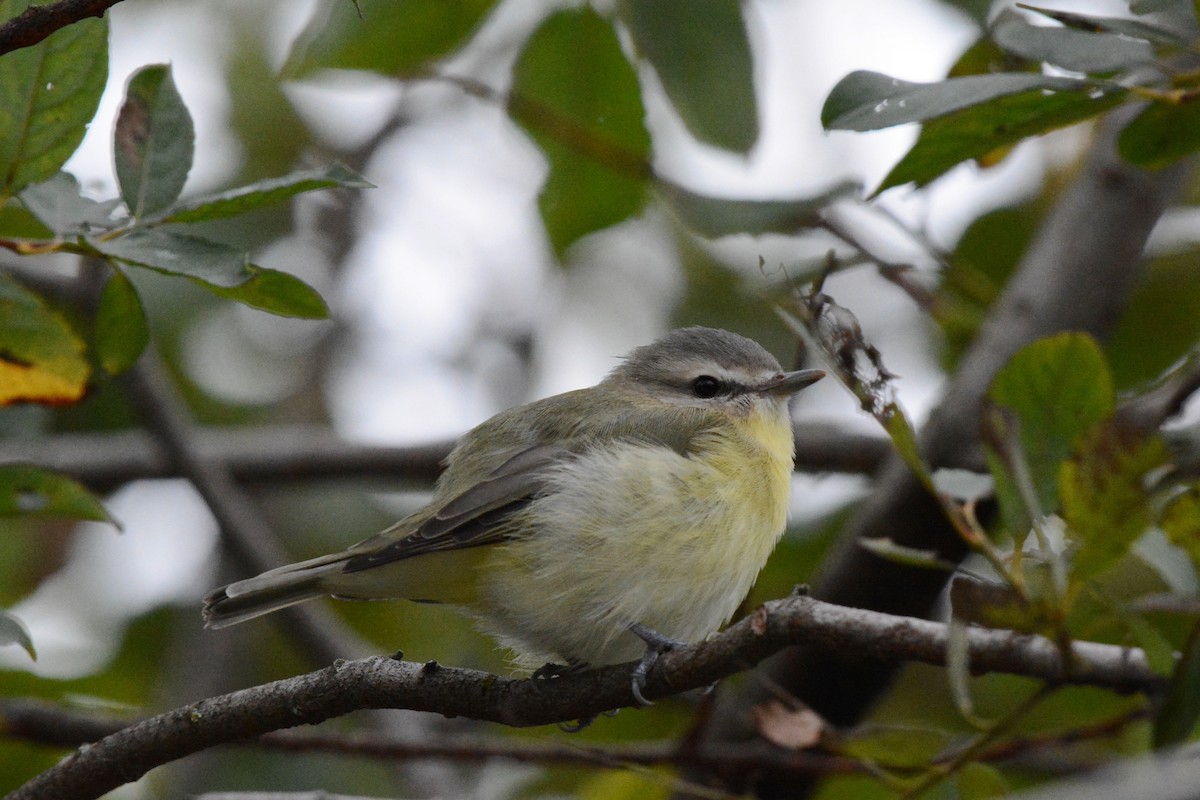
{"left": 0, "top": 274, "right": 90, "bottom": 405}
{"left": 878, "top": 84, "right": 1126, "bottom": 191}
{"left": 0, "top": 610, "right": 35, "bottom": 661}
{"left": 285, "top": 0, "right": 498, "bottom": 78}
{"left": 987, "top": 333, "right": 1115, "bottom": 516}
{"left": 821, "top": 70, "right": 1092, "bottom": 131}
{"left": 1118, "top": 100, "right": 1200, "bottom": 169}
{"left": 1154, "top": 618, "right": 1200, "bottom": 748}
{"left": 510, "top": 7, "right": 650, "bottom": 257}
{"left": 0, "top": 462, "right": 112, "bottom": 522}
{"left": 0, "top": 0, "right": 107, "bottom": 198}
{"left": 92, "top": 229, "right": 329, "bottom": 319}
{"left": 1060, "top": 426, "right": 1169, "bottom": 583}
{"left": 992, "top": 9, "right": 1156, "bottom": 73}
{"left": 618, "top": 0, "right": 757, "bottom": 152}
{"left": 860, "top": 537, "right": 953, "bottom": 570}
{"left": 656, "top": 179, "right": 856, "bottom": 238}
{"left": 114, "top": 64, "right": 194, "bottom": 217}
{"left": 155, "top": 163, "right": 372, "bottom": 224}
{"left": 94, "top": 269, "right": 148, "bottom": 374}
{"left": 19, "top": 171, "right": 124, "bottom": 234}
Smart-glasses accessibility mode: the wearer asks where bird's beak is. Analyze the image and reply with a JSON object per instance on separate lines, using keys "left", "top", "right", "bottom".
{"left": 757, "top": 368, "right": 825, "bottom": 397}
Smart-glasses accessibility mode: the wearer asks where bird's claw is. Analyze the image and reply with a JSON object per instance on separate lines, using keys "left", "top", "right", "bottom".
{"left": 628, "top": 623, "right": 685, "bottom": 706}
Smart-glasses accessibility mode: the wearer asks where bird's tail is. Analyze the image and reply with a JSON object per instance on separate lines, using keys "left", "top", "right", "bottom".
{"left": 202, "top": 553, "right": 349, "bottom": 629}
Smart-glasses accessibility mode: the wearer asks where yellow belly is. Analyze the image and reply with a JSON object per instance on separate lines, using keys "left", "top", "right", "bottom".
{"left": 476, "top": 409, "right": 795, "bottom": 667}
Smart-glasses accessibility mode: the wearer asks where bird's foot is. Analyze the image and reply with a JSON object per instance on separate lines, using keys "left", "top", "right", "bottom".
{"left": 628, "top": 623, "right": 685, "bottom": 706}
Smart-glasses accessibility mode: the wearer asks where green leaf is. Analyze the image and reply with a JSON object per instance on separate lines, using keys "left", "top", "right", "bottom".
{"left": 956, "top": 762, "right": 1009, "bottom": 799}
{"left": 618, "top": 0, "right": 757, "bottom": 153}
{"left": 285, "top": 0, "right": 498, "bottom": 78}
{"left": 0, "top": 274, "right": 90, "bottom": 404}
{"left": 986, "top": 333, "right": 1115, "bottom": 516}
{"left": 155, "top": 164, "right": 372, "bottom": 224}
{"left": 1108, "top": 251, "right": 1200, "bottom": 388}
{"left": 91, "top": 229, "right": 329, "bottom": 318}
{"left": 0, "top": 0, "right": 108, "bottom": 198}
{"left": 1060, "top": 426, "right": 1169, "bottom": 583}
{"left": 204, "top": 265, "right": 330, "bottom": 319}
{"left": 19, "top": 171, "right": 124, "bottom": 234}
{"left": 510, "top": 7, "right": 650, "bottom": 257}
{"left": 114, "top": 64, "right": 195, "bottom": 217}
{"left": 0, "top": 610, "right": 35, "bottom": 661}
{"left": 1154, "top": 618, "right": 1200, "bottom": 748}
{"left": 878, "top": 84, "right": 1126, "bottom": 191}
{"left": 656, "top": 179, "right": 856, "bottom": 238}
{"left": 0, "top": 199, "right": 53, "bottom": 237}
{"left": 1118, "top": 100, "right": 1200, "bottom": 169}
{"left": 0, "top": 462, "right": 112, "bottom": 522}
{"left": 1020, "top": 4, "right": 1190, "bottom": 45}
{"left": 837, "top": 725, "right": 952, "bottom": 768}
{"left": 991, "top": 9, "right": 1156, "bottom": 73}
{"left": 821, "top": 70, "right": 1093, "bottom": 131}
{"left": 1160, "top": 486, "right": 1200, "bottom": 573}
{"left": 94, "top": 269, "right": 148, "bottom": 375}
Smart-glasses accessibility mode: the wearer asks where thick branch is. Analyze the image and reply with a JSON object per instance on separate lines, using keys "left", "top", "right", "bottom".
{"left": 0, "top": 0, "right": 122, "bottom": 55}
{"left": 4, "top": 595, "right": 1163, "bottom": 800}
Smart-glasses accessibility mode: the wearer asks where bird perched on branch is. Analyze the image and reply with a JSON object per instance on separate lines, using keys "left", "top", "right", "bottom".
{"left": 203, "top": 326, "right": 823, "bottom": 702}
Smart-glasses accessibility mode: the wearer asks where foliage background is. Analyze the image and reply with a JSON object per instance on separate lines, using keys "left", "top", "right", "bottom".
{"left": 3, "top": 0, "right": 1200, "bottom": 798}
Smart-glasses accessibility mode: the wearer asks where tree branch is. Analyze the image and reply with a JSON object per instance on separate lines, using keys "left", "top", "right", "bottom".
{"left": 3, "top": 594, "right": 1163, "bottom": 800}
{"left": 0, "top": 0, "right": 123, "bottom": 55}
{"left": 119, "top": 352, "right": 372, "bottom": 666}
{"left": 0, "top": 421, "right": 888, "bottom": 492}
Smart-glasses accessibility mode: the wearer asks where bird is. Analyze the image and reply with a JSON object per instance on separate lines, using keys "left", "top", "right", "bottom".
{"left": 203, "top": 326, "right": 823, "bottom": 702}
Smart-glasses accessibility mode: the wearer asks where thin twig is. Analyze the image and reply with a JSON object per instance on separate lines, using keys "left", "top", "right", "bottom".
{"left": 0, "top": 0, "right": 122, "bottom": 55}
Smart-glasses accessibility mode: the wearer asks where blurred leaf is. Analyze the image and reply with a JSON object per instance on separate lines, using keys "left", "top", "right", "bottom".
{"left": 285, "top": 0, "right": 498, "bottom": 78}
{"left": 1021, "top": 4, "right": 1191, "bottom": 45}
{"left": 822, "top": 70, "right": 1093, "bottom": 131}
{"left": 860, "top": 538, "right": 954, "bottom": 571}
{"left": 657, "top": 179, "right": 856, "bottom": 238}
{"left": 0, "top": 0, "right": 107, "bottom": 198}
{"left": 1118, "top": 100, "right": 1200, "bottom": 169}
{"left": 155, "top": 164, "right": 372, "bottom": 224}
{"left": 987, "top": 333, "right": 1114, "bottom": 515}
{"left": 1061, "top": 426, "right": 1169, "bottom": 583}
{"left": 94, "top": 269, "right": 148, "bottom": 375}
{"left": 0, "top": 201, "right": 53, "bottom": 237}
{"left": 575, "top": 768, "right": 670, "bottom": 800}
{"left": 936, "top": 207, "right": 1034, "bottom": 371}
{"left": 1117, "top": 606, "right": 1178, "bottom": 676}
{"left": 947, "top": 616, "right": 985, "bottom": 724}
{"left": 991, "top": 9, "right": 1155, "bottom": 73}
{"left": 618, "top": 0, "right": 757, "bottom": 152}
{"left": 951, "top": 575, "right": 1049, "bottom": 634}
{"left": 878, "top": 84, "right": 1125, "bottom": 191}
{"left": 0, "top": 609, "right": 34, "bottom": 660}
{"left": 19, "top": 172, "right": 124, "bottom": 235}
{"left": 884, "top": 408, "right": 932, "bottom": 488}
{"left": 510, "top": 7, "right": 650, "bottom": 257}
{"left": 1161, "top": 486, "right": 1200, "bottom": 573}
{"left": 91, "top": 229, "right": 329, "bottom": 318}
{"left": 1154, "top": 618, "right": 1200, "bottom": 748}
{"left": 114, "top": 64, "right": 194, "bottom": 217}
{"left": 0, "top": 274, "right": 90, "bottom": 405}
{"left": 1107, "top": 250, "right": 1200, "bottom": 388}
{"left": 837, "top": 725, "right": 952, "bottom": 768}
{"left": 956, "top": 762, "right": 1009, "bottom": 798}
{"left": 0, "top": 463, "right": 112, "bottom": 522}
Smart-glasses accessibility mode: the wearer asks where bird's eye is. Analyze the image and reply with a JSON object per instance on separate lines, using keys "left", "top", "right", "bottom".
{"left": 691, "top": 375, "right": 721, "bottom": 398}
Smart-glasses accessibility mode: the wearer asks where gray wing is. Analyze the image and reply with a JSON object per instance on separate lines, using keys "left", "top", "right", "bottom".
{"left": 341, "top": 444, "right": 571, "bottom": 572}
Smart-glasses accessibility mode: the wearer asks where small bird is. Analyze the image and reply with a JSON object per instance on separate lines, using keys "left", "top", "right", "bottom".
{"left": 203, "top": 327, "right": 823, "bottom": 701}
